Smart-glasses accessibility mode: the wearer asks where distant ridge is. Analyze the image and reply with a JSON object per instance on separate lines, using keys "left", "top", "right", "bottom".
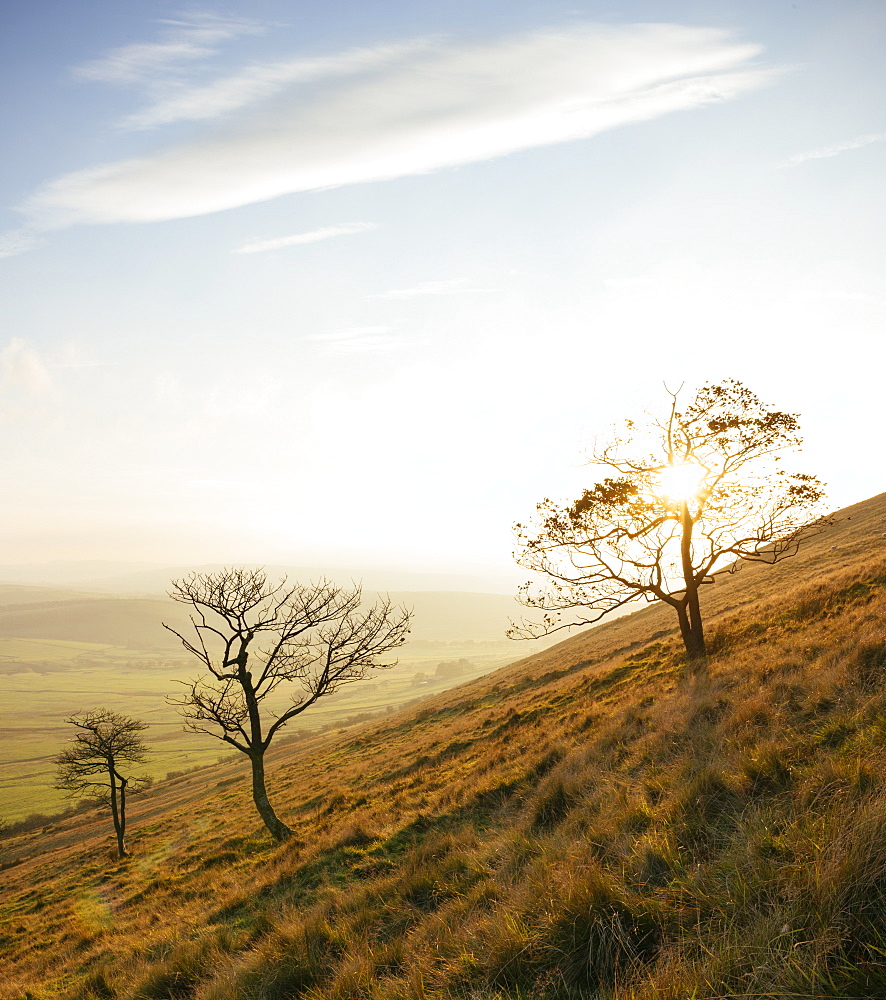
{"left": 0, "top": 586, "right": 537, "bottom": 648}
{"left": 0, "top": 560, "right": 520, "bottom": 596}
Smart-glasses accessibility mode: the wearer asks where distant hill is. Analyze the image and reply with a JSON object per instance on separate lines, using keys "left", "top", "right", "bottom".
{"left": 0, "top": 586, "right": 538, "bottom": 649}
{"left": 0, "top": 560, "right": 521, "bottom": 595}
{"left": 0, "top": 596, "right": 185, "bottom": 650}
{"left": 0, "top": 560, "right": 158, "bottom": 589}
{"left": 0, "top": 584, "right": 105, "bottom": 607}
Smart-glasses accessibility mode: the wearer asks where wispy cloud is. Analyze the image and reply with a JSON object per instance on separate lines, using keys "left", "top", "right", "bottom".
{"left": 73, "top": 11, "right": 266, "bottom": 84}
{"left": 0, "top": 228, "right": 42, "bottom": 259}
{"left": 307, "top": 327, "right": 405, "bottom": 353}
{"left": 372, "top": 279, "right": 473, "bottom": 300}
{"left": 25, "top": 23, "right": 775, "bottom": 228}
{"left": 233, "top": 222, "right": 377, "bottom": 255}
{"left": 124, "top": 41, "right": 432, "bottom": 130}
{"left": 783, "top": 131, "right": 886, "bottom": 166}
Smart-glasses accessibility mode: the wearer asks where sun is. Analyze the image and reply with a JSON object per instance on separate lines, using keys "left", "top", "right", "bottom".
{"left": 657, "top": 462, "right": 707, "bottom": 502}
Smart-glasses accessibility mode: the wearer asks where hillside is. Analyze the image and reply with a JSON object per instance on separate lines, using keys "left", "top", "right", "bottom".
{"left": 1, "top": 493, "right": 885, "bottom": 999}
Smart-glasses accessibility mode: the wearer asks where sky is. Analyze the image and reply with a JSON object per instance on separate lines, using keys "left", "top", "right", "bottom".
{"left": 0, "top": 0, "right": 884, "bottom": 586}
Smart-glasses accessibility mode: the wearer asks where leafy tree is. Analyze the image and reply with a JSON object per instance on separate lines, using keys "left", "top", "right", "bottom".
{"left": 511, "top": 380, "right": 827, "bottom": 667}
{"left": 54, "top": 709, "right": 149, "bottom": 857}
{"left": 435, "top": 658, "right": 470, "bottom": 679}
{"left": 165, "top": 568, "right": 411, "bottom": 841}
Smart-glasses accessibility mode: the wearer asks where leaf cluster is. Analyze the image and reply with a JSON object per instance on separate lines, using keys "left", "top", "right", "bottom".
{"left": 513, "top": 381, "right": 828, "bottom": 636}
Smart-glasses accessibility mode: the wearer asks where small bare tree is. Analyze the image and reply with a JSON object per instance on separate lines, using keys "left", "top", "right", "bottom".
{"left": 55, "top": 710, "right": 149, "bottom": 857}
{"left": 512, "top": 380, "right": 828, "bottom": 668}
{"left": 165, "top": 568, "right": 411, "bottom": 841}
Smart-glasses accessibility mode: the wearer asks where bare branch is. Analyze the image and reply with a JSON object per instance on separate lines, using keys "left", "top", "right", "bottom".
{"left": 165, "top": 568, "right": 412, "bottom": 841}
{"left": 54, "top": 709, "right": 150, "bottom": 857}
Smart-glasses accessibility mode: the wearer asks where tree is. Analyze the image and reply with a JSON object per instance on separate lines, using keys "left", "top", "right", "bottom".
{"left": 54, "top": 709, "right": 149, "bottom": 857}
{"left": 511, "top": 380, "right": 828, "bottom": 667}
{"left": 164, "top": 568, "right": 412, "bottom": 842}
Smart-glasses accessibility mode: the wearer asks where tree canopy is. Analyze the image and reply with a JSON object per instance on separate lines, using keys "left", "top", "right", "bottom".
{"left": 165, "top": 567, "right": 411, "bottom": 840}
{"left": 55, "top": 709, "right": 149, "bottom": 857}
{"left": 512, "top": 380, "right": 828, "bottom": 664}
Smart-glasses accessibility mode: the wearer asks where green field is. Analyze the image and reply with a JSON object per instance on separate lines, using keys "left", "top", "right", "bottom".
{"left": 0, "top": 636, "right": 114, "bottom": 662}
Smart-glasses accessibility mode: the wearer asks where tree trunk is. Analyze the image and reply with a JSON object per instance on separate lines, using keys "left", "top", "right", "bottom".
{"left": 107, "top": 763, "right": 127, "bottom": 857}
{"left": 675, "top": 602, "right": 707, "bottom": 672}
{"left": 683, "top": 619, "right": 707, "bottom": 671}
{"left": 117, "top": 773, "right": 128, "bottom": 856}
{"left": 250, "top": 751, "right": 292, "bottom": 842}
{"left": 683, "top": 579, "right": 707, "bottom": 671}
{"left": 679, "top": 501, "right": 707, "bottom": 672}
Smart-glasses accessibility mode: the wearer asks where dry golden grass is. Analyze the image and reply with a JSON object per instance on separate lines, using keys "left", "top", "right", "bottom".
{"left": 1, "top": 493, "right": 886, "bottom": 999}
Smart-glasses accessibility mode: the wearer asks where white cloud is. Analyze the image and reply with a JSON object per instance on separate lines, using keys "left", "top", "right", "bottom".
{"left": 123, "top": 40, "right": 433, "bottom": 129}
{"left": 26, "top": 23, "right": 774, "bottom": 228}
{"left": 73, "top": 11, "right": 266, "bottom": 84}
{"left": 783, "top": 131, "right": 886, "bottom": 166}
{"left": 0, "top": 228, "right": 41, "bottom": 258}
{"left": 0, "top": 339, "right": 54, "bottom": 397}
{"left": 372, "top": 279, "right": 473, "bottom": 300}
{"left": 233, "top": 222, "right": 377, "bottom": 254}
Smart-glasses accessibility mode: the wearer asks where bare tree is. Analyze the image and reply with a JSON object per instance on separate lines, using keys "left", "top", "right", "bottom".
{"left": 511, "top": 380, "right": 828, "bottom": 668}
{"left": 55, "top": 709, "right": 149, "bottom": 857}
{"left": 165, "top": 568, "right": 411, "bottom": 841}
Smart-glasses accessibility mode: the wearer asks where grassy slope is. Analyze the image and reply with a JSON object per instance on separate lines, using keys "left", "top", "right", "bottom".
{"left": 1, "top": 494, "right": 885, "bottom": 999}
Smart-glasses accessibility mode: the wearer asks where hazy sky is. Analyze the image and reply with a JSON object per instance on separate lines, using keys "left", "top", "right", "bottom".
{"left": 1, "top": 0, "right": 884, "bottom": 579}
